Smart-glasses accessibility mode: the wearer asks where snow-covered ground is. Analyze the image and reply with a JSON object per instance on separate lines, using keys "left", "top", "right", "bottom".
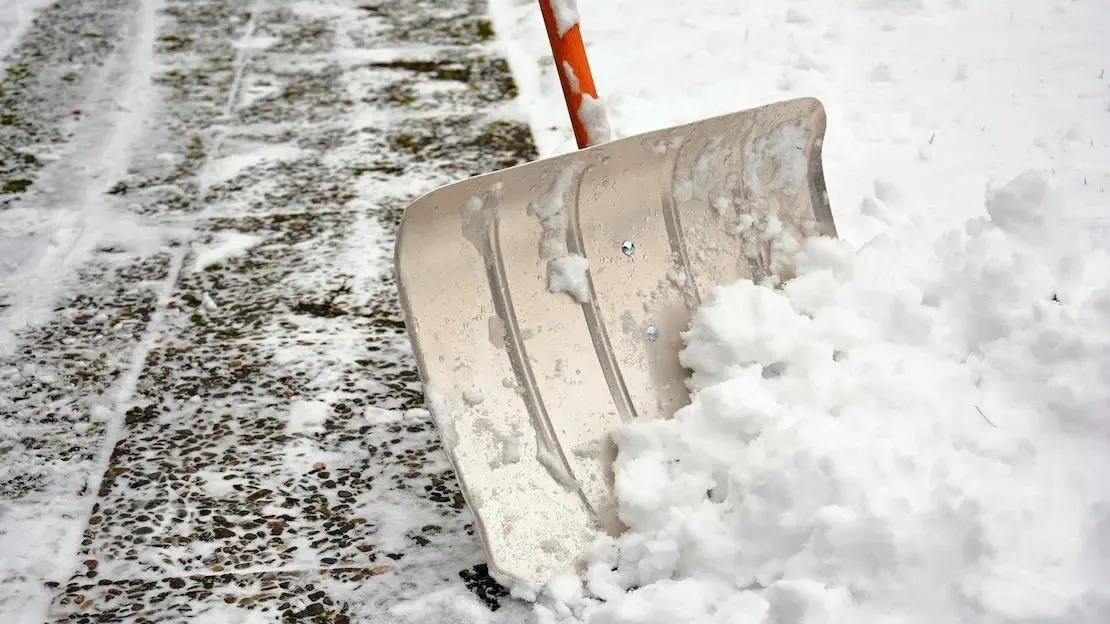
{"left": 0, "top": 0, "right": 1106, "bottom": 622}
{"left": 486, "top": 0, "right": 1110, "bottom": 622}
{"left": 0, "top": 0, "right": 537, "bottom": 622}
{"left": 0, "top": 0, "right": 53, "bottom": 67}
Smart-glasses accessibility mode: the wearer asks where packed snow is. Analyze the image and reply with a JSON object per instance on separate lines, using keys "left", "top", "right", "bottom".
{"left": 529, "top": 172, "right": 1110, "bottom": 623}
{"left": 0, "top": 0, "right": 1105, "bottom": 621}
{"left": 190, "top": 230, "right": 263, "bottom": 272}
{"left": 487, "top": 0, "right": 1110, "bottom": 622}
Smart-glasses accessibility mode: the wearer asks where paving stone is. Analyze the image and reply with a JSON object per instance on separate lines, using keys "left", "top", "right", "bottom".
{"left": 0, "top": 0, "right": 540, "bottom": 618}
{"left": 0, "top": 251, "right": 175, "bottom": 502}
{"left": 0, "top": 0, "right": 136, "bottom": 207}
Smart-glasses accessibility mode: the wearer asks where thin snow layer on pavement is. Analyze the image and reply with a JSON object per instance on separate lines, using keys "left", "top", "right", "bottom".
{"left": 0, "top": 0, "right": 174, "bottom": 619}
{"left": 1, "top": 0, "right": 541, "bottom": 621}
{"left": 0, "top": 0, "right": 54, "bottom": 66}
{"left": 533, "top": 171, "right": 1110, "bottom": 623}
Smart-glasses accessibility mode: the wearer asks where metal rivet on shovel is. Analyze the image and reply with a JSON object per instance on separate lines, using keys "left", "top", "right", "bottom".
{"left": 621, "top": 240, "right": 635, "bottom": 257}
{"left": 645, "top": 325, "right": 659, "bottom": 341}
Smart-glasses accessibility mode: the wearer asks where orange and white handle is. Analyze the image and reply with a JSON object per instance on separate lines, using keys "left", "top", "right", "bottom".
{"left": 538, "top": 0, "right": 609, "bottom": 149}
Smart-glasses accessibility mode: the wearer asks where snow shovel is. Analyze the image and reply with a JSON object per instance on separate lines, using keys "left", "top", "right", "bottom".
{"left": 394, "top": 0, "right": 838, "bottom": 591}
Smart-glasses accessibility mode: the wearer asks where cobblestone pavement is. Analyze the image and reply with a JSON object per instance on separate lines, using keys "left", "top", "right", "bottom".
{"left": 0, "top": 0, "right": 538, "bottom": 621}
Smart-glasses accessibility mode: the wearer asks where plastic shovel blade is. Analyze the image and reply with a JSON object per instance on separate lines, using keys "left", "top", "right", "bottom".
{"left": 394, "top": 97, "right": 837, "bottom": 591}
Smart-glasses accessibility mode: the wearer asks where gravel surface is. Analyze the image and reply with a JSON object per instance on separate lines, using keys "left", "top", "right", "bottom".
{"left": 0, "top": 0, "right": 538, "bottom": 621}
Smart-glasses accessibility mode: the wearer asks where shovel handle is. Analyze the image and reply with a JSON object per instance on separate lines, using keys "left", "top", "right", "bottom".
{"left": 538, "top": 0, "right": 602, "bottom": 149}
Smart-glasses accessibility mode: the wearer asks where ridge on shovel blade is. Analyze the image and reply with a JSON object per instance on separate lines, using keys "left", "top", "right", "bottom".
{"left": 394, "top": 97, "right": 837, "bottom": 591}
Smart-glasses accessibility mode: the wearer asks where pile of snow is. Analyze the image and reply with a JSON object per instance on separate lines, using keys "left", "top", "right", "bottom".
{"left": 532, "top": 171, "right": 1110, "bottom": 623}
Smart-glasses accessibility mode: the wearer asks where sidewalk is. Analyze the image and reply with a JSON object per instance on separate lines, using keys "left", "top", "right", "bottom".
{"left": 0, "top": 0, "right": 537, "bottom": 621}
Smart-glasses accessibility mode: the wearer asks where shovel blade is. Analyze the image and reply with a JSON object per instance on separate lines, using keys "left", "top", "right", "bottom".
{"left": 395, "top": 97, "right": 836, "bottom": 590}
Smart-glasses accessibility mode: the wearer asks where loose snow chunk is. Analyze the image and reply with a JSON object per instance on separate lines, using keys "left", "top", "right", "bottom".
{"left": 548, "top": 254, "right": 591, "bottom": 303}
{"left": 985, "top": 170, "right": 1051, "bottom": 237}
{"left": 579, "top": 94, "right": 613, "bottom": 145}
{"left": 191, "top": 231, "right": 263, "bottom": 272}
{"left": 680, "top": 279, "right": 817, "bottom": 389}
{"left": 286, "top": 400, "right": 329, "bottom": 435}
{"left": 191, "top": 604, "right": 275, "bottom": 624}
{"left": 538, "top": 171, "right": 1110, "bottom": 624}
{"left": 529, "top": 167, "right": 595, "bottom": 302}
